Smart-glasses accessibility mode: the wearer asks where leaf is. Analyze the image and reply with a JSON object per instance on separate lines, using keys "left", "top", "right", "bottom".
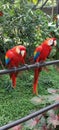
{"left": 47, "top": 109, "right": 55, "bottom": 117}
{"left": 32, "top": 0, "right": 37, "bottom": 4}
{"left": 24, "top": 118, "right": 38, "bottom": 129}
{"left": 47, "top": 115, "right": 59, "bottom": 128}
{"left": 30, "top": 96, "right": 43, "bottom": 105}
{"left": 47, "top": 88, "right": 58, "bottom": 94}
{"left": 47, "top": 94, "right": 59, "bottom": 103}
{"left": 12, "top": 125, "right": 22, "bottom": 130}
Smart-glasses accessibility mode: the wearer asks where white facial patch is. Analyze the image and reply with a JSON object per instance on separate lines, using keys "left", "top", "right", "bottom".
{"left": 16, "top": 47, "right": 20, "bottom": 54}
{"left": 48, "top": 39, "right": 53, "bottom": 46}
{"left": 21, "top": 50, "right": 25, "bottom": 57}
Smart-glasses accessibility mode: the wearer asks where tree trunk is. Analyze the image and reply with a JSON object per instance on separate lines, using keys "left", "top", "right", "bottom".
{"left": 56, "top": 0, "right": 59, "bottom": 14}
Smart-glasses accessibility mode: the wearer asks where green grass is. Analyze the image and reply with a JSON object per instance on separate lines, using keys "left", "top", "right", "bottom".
{"left": 0, "top": 65, "right": 59, "bottom": 126}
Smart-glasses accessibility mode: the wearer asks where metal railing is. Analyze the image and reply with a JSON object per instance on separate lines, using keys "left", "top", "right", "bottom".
{"left": 0, "top": 60, "right": 59, "bottom": 75}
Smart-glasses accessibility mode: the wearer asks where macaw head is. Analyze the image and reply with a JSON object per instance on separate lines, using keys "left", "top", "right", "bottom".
{"left": 47, "top": 38, "right": 57, "bottom": 47}
{"left": 16, "top": 47, "right": 26, "bottom": 57}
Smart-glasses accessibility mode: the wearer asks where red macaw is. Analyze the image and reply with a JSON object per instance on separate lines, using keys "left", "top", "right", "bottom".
{"left": 33, "top": 37, "right": 57, "bottom": 95}
{"left": 5, "top": 45, "right": 26, "bottom": 88}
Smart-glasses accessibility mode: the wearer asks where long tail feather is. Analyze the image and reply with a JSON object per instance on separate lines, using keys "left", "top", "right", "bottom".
{"left": 10, "top": 73, "right": 17, "bottom": 88}
{"left": 33, "top": 68, "right": 41, "bottom": 95}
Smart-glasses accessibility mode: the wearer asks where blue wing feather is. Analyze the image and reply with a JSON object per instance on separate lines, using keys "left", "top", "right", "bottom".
{"left": 34, "top": 52, "right": 40, "bottom": 61}
{"left": 5, "top": 57, "right": 10, "bottom": 65}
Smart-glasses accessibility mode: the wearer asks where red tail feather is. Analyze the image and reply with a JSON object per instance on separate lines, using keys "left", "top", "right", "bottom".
{"left": 33, "top": 68, "right": 40, "bottom": 94}
{"left": 10, "top": 74, "right": 17, "bottom": 88}
{"left": 33, "top": 68, "right": 42, "bottom": 94}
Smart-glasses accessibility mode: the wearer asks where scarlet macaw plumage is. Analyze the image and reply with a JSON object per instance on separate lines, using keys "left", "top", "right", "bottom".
{"left": 33, "top": 38, "right": 57, "bottom": 95}
{"left": 5, "top": 45, "right": 26, "bottom": 88}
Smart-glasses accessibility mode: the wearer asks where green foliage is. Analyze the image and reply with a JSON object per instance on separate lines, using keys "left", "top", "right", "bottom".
{"left": 48, "top": 20, "right": 59, "bottom": 63}
{"left": 48, "top": 22, "right": 59, "bottom": 40}
{"left": 1, "top": 0, "right": 58, "bottom": 64}
{"left": 0, "top": 0, "right": 51, "bottom": 61}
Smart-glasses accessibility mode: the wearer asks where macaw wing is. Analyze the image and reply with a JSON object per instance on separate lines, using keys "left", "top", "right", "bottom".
{"left": 34, "top": 46, "right": 42, "bottom": 61}
{"left": 5, "top": 51, "right": 14, "bottom": 65}
{"left": 34, "top": 51, "right": 40, "bottom": 61}
{"left": 5, "top": 56, "right": 11, "bottom": 65}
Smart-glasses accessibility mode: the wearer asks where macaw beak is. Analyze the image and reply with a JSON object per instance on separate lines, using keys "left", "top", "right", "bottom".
{"left": 5, "top": 56, "right": 10, "bottom": 65}
{"left": 54, "top": 40, "right": 57, "bottom": 46}
{"left": 21, "top": 50, "right": 25, "bottom": 57}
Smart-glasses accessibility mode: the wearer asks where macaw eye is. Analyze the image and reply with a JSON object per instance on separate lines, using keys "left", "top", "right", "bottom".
{"left": 21, "top": 50, "right": 25, "bottom": 57}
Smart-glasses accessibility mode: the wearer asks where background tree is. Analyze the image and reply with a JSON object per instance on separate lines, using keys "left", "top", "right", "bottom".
{"left": 0, "top": 0, "right": 51, "bottom": 64}
{"left": 0, "top": 0, "right": 58, "bottom": 65}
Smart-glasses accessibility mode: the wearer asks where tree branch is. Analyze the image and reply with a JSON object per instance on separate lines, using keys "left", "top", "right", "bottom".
{"left": 0, "top": 60, "right": 59, "bottom": 75}
{"left": 32, "top": 0, "right": 48, "bottom": 10}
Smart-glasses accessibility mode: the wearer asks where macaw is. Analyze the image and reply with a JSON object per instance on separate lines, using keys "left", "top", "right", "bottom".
{"left": 33, "top": 37, "right": 57, "bottom": 95}
{"left": 5, "top": 45, "right": 26, "bottom": 88}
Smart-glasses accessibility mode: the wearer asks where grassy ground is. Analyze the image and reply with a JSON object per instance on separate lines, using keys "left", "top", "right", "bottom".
{"left": 0, "top": 65, "right": 59, "bottom": 126}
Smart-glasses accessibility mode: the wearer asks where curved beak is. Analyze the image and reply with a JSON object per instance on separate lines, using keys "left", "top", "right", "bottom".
{"left": 21, "top": 50, "right": 25, "bottom": 57}
{"left": 54, "top": 40, "right": 57, "bottom": 46}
